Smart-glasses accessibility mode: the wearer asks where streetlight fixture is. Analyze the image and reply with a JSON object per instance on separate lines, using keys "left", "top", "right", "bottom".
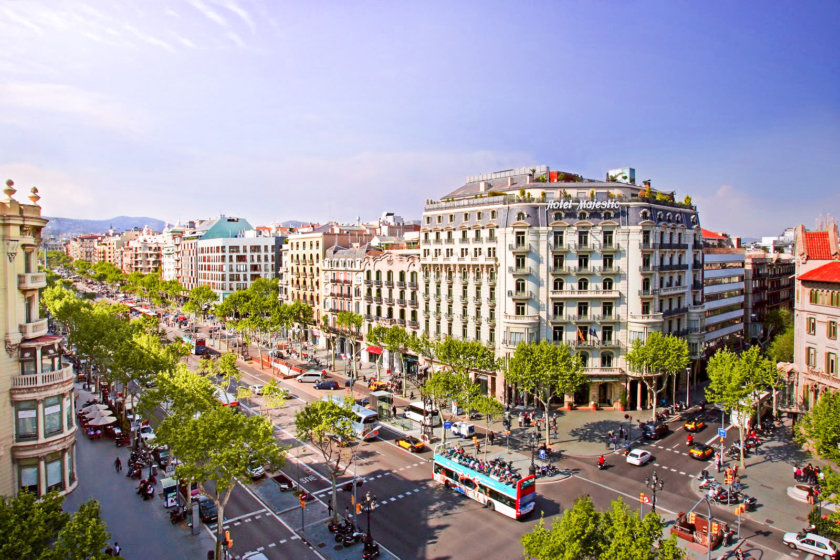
{"left": 362, "top": 491, "right": 377, "bottom": 540}
{"left": 644, "top": 471, "right": 664, "bottom": 513}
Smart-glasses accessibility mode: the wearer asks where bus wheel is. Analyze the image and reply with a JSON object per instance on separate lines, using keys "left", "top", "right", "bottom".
{"left": 444, "top": 480, "right": 450, "bottom": 489}
{"left": 486, "top": 502, "right": 494, "bottom": 511}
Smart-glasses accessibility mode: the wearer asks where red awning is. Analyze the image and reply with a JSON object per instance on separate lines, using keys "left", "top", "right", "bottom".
{"left": 366, "top": 346, "right": 383, "bottom": 355}
{"left": 20, "top": 335, "right": 63, "bottom": 348}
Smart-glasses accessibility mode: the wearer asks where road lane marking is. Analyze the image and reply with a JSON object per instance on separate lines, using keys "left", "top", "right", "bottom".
{"left": 573, "top": 473, "right": 677, "bottom": 516}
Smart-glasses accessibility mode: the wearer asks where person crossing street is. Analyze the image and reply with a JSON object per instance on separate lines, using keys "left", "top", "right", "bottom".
{"left": 114, "top": 456, "right": 122, "bottom": 473}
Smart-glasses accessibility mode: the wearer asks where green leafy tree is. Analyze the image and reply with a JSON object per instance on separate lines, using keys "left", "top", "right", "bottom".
{"left": 366, "top": 325, "right": 390, "bottom": 378}
{"left": 705, "top": 346, "right": 777, "bottom": 469}
{"left": 626, "top": 332, "right": 690, "bottom": 421}
{"left": 0, "top": 492, "right": 114, "bottom": 559}
{"left": 199, "top": 352, "right": 241, "bottom": 393}
{"left": 471, "top": 394, "right": 504, "bottom": 460}
{"left": 183, "top": 285, "right": 218, "bottom": 320}
{"left": 287, "top": 301, "right": 314, "bottom": 352}
{"left": 521, "top": 495, "right": 684, "bottom": 560}
{"left": 796, "top": 391, "right": 840, "bottom": 521}
{"left": 46, "top": 250, "right": 72, "bottom": 270}
{"left": 336, "top": 311, "right": 364, "bottom": 378}
{"left": 295, "top": 399, "right": 356, "bottom": 523}
{"left": 767, "top": 325, "right": 794, "bottom": 363}
{"left": 506, "top": 340, "right": 586, "bottom": 446}
{"left": 150, "top": 366, "right": 285, "bottom": 560}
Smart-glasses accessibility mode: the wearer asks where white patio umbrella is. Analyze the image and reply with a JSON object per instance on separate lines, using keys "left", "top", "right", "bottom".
{"left": 81, "top": 403, "right": 109, "bottom": 412}
{"left": 87, "top": 415, "right": 117, "bottom": 427}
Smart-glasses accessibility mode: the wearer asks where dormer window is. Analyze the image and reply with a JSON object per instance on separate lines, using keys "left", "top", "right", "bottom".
{"left": 578, "top": 212, "right": 588, "bottom": 220}
{"left": 603, "top": 211, "right": 613, "bottom": 220}
{"left": 516, "top": 212, "right": 527, "bottom": 221}
{"left": 554, "top": 212, "right": 562, "bottom": 221}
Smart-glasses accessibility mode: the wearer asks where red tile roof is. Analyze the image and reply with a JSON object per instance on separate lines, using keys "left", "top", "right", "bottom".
{"left": 701, "top": 228, "right": 726, "bottom": 239}
{"left": 804, "top": 231, "right": 832, "bottom": 260}
{"left": 798, "top": 261, "right": 840, "bottom": 284}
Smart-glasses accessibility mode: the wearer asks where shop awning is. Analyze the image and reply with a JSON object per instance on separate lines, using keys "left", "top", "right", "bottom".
{"left": 366, "top": 346, "right": 383, "bottom": 355}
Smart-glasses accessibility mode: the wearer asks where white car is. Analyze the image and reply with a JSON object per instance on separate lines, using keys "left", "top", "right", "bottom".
{"left": 242, "top": 553, "right": 269, "bottom": 560}
{"left": 139, "top": 425, "right": 156, "bottom": 444}
{"left": 626, "top": 449, "right": 652, "bottom": 466}
{"left": 782, "top": 532, "right": 838, "bottom": 559}
{"left": 250, "top": 384, "right": 264, "bottom": 395}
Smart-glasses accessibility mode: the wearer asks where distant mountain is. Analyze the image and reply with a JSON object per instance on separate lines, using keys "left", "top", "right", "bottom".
{"left": 43, "top": 216, "right": 166, "bottom": 237}
{"left": 278, "top": 220, "right": 306, "bottom": 228}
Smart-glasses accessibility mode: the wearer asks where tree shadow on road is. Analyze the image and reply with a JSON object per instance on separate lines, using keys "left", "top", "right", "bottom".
{"left": 567, "top": 419, "right": 626, "bottom": 445}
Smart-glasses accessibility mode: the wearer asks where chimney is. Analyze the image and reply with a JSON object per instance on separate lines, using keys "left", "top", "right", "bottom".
{"left": 479, "top": 181, "right": 487, "bottom": 192}
{"left": 508, "top": 177, "right": 513, "bottom": 187}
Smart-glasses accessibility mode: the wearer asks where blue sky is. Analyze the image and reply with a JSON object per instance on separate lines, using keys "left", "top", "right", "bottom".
{"left": 1, "top": 1, "right": 838, "bottom": 237}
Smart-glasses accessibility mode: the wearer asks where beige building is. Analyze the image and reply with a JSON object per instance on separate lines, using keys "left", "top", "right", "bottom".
{"left": 790, "top": 225, "right": 840, "bottom": 409}
{"left": 1, "top": 182, "right": 77, "bottom": 497}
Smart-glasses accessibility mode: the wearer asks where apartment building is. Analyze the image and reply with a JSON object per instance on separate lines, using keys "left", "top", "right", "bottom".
{"left": 700, "top": 230, "right": 746, "bottom": 358}
{"left": 64, "top": 234, "right": 99, "bottom": 262}
{"left": 791, "top": 224, "right": 840, "bottom": 409}
{"left": 744, "top": 251, "right": 795, "bottom": 342}
{"left": 119, "top": 227, "right": 164, "bottom": 274}
{"left": 196, "top": 218, "right": 284, "bottom": 300}
{"left": 420, "top": 166, "right": 703, "bottom": 407}
{"left": 161, "top": 225, "right": 185, "bottom": 282}
{"left": 1, "top": 184, "right": 77, "bottom": 497}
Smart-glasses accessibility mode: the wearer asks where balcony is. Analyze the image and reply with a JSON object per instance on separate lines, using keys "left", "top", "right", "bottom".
{"left": 641, "top": 241, "right": 659, "bottom": 250}
{"left": 583, "top": 367, "right": 625, "bottom": 377}
{"left": 384, "top": 298, "right": 394, "bottom": 305}
{"left": 639, "top": 265, "right": 655, "bottom": 273}
{"left": 459, "top": 237, "right": 470, "bottom": 244}
{"left": 373, "top": 280, "right": 382, "bottom": 287}
{"left": 396, "top": 281, "right": 406, "bottom": 288}
{"left": 601, "top": 242, "right": 621, "bottom": 252}
{"left": 364, "top": 295, "right": 373, "bottom": 302}
{"left": 659, "top": 284, "right": 686, "bottom": 296}
{"left": 662, "top": 306, "right": 689, "bottom": 317}
{"left": 508, "top": 266, "right": 532, "bottom": 276}
{"left": 630, "top": 312, "right": 664, "bottom": 322}
{"left": 396, "top": 299, "right": 406, "bottom": 306}
{"left": 551, "top": 244, "right": 571, "bottom": 253}
{"left": 692, "top": 282, "right": 704, "bottom": 291}
{"left": 549, "top": 289, "right": 620, "bottom": 299}
{"left": 487, "top": 277, "right": 496, "bottom": 286}
{"left": 408, "top": 320, "right": 419, "bottom": 329}
{"left": 18, "top": 273, "right": 47, "bottom": 290}
{"left": 659, "top": 264, "right": 689, "bottom": 272}
{"left": 422, "top": 293, "right": 431, "bottom": 300}
{"left": 373, "top": 296, "right": 382, "bottom": 304}
{"left": 384, "top": 280, "right": 394, "bottom": 287}
{"left": 487, "top": 298, "right": 497, "bottom": 306}
{"left": 503, "top": 313, "right": 539, "bottom": 324}
{"left": 408, "top": 281, "right": 418, "bottom": 289}
{"left": 639, "top": 289, "right": 658, "bottom": 297}
{"left": 11, "top": 365, "right": 74, "bottom": 391}
{"left": 507, "top": 290, "right": 534, "bottom": 300}
{"left": 397, "top": 318, "right": 406, "bottom": 326}
{"left": 572, "top": 241, "right": 599, "bottom": 252}
{"left": 660, "top": 243, "right": 689, "bottom": 250}
{"left": 600, "top": 339, "right": 622, "bottom": 349}
{"left": 409, "top": 299, "right": 419, "bottom": 308}
{"left": 508, "top": 243, "right": 532, "bottom": 253}
{"left": 600, "top": 266, "right": 621, "bottom": 275}
{"left": 600, "top": 314, "right": 618, "bottom": 322}
{"left": 566, "top": 266, "right": 596, "bottom": 275}
{"left": 566, "top": 314, "right": 597, "bottom": 322}
{"left": 20, "top": 319, "right": 49, "bottom": 339}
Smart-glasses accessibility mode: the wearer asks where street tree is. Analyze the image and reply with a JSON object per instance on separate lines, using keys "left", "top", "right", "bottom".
{"left": 625, "top": 332, "right": 690, "bottom": 421}
{"left": 336, "top": 311, "right": 364, "bottom": 378}
{"left": 183, "top": 285, "right": 218, "bottom": 320}
{"left": 767, "top": 325, "right": 794, "bottom": 363}
{"left": 0, "top": 491, "right": 114, "bottom": 560}
{"left": 796, "top": 390, "right": 840, "bottom": 524}
{"left": 424, "top": 369, "right": 471, "bottom": 443}
{"left": 506, "top": 340, "right": 587, "bottom": 447}
{"left": 295, "top": 398, "right": 357, "bottom": 523}
{"left": 199, "top": 352, "right": 241, "bottom": 394}
{"left": 471, "top": 394, "right": 504, "bottom": 460}
{"left": 287, "top": 301, "right": 313, "bottom": 352}
{"left": 521, "top": 495, "right": 684, "bottom": 560}
{"left": 434, "top": 337, "right": 497, "bottom": 415}
{"left": 366, "top": 325, "right": 390, "bottom": 378}
{"left": 46, "top": 250, "right": 72, "bottom": 269}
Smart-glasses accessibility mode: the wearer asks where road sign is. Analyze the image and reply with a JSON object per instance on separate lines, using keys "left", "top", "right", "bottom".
{"left": 639, "top": 492, "right": 651, "bottom": 504}
{"left": 444, "top": 421, "right": 452, "bottom": 430}
{"left": 718, "top": 428, "right": 727, "bottom": 439}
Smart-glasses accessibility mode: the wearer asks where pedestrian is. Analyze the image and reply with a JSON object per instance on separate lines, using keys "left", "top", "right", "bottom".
{"left": 612, "top": 436, "right": 617, "bottom": 451}
{"left": 552, "top": 425, "right": 558, "bottom": 440}
{"left": 327, "top": 501, "right": 333, "bottom": 518}
{"left": 488, "top": 431, "right": 495, "bottom": 446}
{"left": 618, "top": 426, "right": 625, "bottom": 440}
{"left": 733, "top": 464, "right": 739, "bottom": 478}
{"left": 473, "top": 436, "right": 480, "bottom": 453}
{"left": 114, "top": 456, "right": 122, "bottom": 473}
{"left": 391, "top": 405, "right": 397, "bottom": 418}
{"left": 114, "top": 542, "right": 121, "bottom": 556}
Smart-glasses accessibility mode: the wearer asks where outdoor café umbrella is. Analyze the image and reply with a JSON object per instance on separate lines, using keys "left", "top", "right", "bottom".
{"left": 84, "top": 407, "right": 110, "bottom": 418}
{"left": 81, "top": 403, "right": 109, "bottom": 412}
{"left": 87, "top": 415, "right": 117, "bottom": 427}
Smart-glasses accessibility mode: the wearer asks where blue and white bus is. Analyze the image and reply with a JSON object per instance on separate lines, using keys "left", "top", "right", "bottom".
{"left": 321, "top": 396, "right": 381, "bottom": 441}
{"left": 433, "top": 445, "right": 536, "bottom": 519}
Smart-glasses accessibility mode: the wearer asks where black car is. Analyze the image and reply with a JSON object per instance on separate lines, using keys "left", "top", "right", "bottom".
{"left": 194, "top": 496, "right": 218, "bottom": 523}
{"left": 642, "top": 422, "right": 670, "bottom": 440}
{"left": 315, "top": 380, "right": 340, "bottom": 390}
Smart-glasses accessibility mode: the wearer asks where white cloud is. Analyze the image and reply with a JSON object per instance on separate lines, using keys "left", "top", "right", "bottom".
{"left": 0, "top": 82, "right": 151, "bottom": 136}
{"left": 219, "top": 0, "right": 255, "bottom": 34}
{"left": 0, "top": 163, "right": 96, "bottom": 217}
{"left": 186, "top": 0, "right": 229, "bottom": 28}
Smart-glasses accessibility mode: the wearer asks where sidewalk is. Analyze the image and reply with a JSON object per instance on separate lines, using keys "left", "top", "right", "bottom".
{"left": 65, "top": 383, "right": 216, "bottom": 559}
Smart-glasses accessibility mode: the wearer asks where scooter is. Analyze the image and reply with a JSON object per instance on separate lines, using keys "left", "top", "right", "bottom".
{"left": 169, "top": 506, "right": 188, "bottom": 524}
{"left": 742, "top": 495, "right": 758, "bottom": 511}
{"left": 341, "top": 530, "right": 366, "bottom": 547}
{"left": 597, "top": 460, "right": 607, "bottom": 471}
{"left": 699, "top": 478, "right": 720, "bottom": 491}
{"left": 362, "top": 541, "right": 381, "bottom": 559}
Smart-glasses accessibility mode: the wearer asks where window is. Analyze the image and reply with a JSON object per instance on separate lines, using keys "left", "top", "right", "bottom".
{"left": 602, "top": 326, "right": 613, "bottom": 343}
{"left": 578, "top": 352, "right": 589, "bottom": 367}
{"left": 464, "top": 213, "right": 469, "bottom": 221}
{"left": 46, "top": 452, "right": 63, "bottom": 492}
{"left": 449, "top": 214, "right": 454, "bottom": 223}
{"left": 516, "top": 212, "right": 526, "bottom": 221}
{"left": 603, "top": 302, "right": 613, "bottom": 318}
{"left": 603, "top": 278, "right": 614, "bottom": 290}
{"left": 18, "top": 460, "right": 39, "bottom": 495}
{"left": 826, "top": 353, "right": 837, "bottom": 376}
{"left": 807, "top": 347, "right": 817, "bottom": 367}
{"left": 807, "top": 317, "right": 816, "bottom": 335}
{"left": 601, "top": 352, "right": 613, "bottom": 368}
{"left": 15, "top": 401, "right": 37, "bottom": 441}
{"left": 490, "top": 210, "right": 497, "bottom": 219}
{"left": 553, "top": 212, "right": 562, "bottom": 221}
{"left": 578, "top": 231, "right": 589, "bottom": 247}
{"left": 553, "top": 302, "right": 564, "bottom": 318}
{"left": 477, "top": 211, "right": 483, "bottom": 220}
{"left": 828, "top": 321, "right": 837, "bottom": 340}
{"left": 553, "top": 231, "right": 564, "bottom": 246}
{"left": 515, "top": 302, "right": 526, "bottom": 316}
{"left": 515, "top": 255, "right": 525, "bottom": 269}
{"left": 515, "top": 231, "right": 525, "bottom": 247}
{"left": 553, "top": 278, "right": 564, "bottom": 291}
{"left": 515, "top": 279, "right": 525, "bottom": 293}
{"left": 553, "top": 326, "right": 563, "bottom": 341}
{"left": 578, "top": 279, "right": 589, "bottom": 290}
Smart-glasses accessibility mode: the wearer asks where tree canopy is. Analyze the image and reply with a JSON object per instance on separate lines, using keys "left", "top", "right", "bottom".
{"left": 796, "top": 390, "right": 840, "bottom": 523}
{"left": 521, "top": 496, "right": 684, "bottom": 560}
{"left": 625, "top": 332, "right": 689, "bottom": 420}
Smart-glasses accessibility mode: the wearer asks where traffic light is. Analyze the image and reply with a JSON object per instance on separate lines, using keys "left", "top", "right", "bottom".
{"left": 639, "top": 492, "right": 646, "bottom": 503}
{"left": 687, "top": 512, "right": 696, "bottom": 524}
{"left": 735, "top": 504, "right": 746, "bottom": 515}
{"left": 725, "top": 473, "right": 734, "bottom": 485}
{"left": 299, "top": 495, "right": 306, "bottom": 509}
{"left": 711, "top": 522, "right": 719, "bottom": 534}
{"left": 356, "top": 503, "right": 362, "bottom": 515}
{"left": 225, "top": 530, "right": 233, "bottom": 549}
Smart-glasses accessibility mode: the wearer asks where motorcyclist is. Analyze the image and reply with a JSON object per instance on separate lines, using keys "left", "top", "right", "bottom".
{"left": 686, "top": 433, "right": 694, "bottom": 446}
{"left": 598, "top": 455, "right": 606, "bottom": 468}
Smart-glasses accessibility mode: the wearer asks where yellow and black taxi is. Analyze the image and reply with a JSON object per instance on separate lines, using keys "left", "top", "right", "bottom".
{"left": 368, "top": 379, "right": 389, "bottom": 392}
{"left": 396, "top": 435, "right": 426, "bottom": 453}
{"left": 689, "top": 443, "right": 714, "bottom": 460}
{"left": 684, "top": 417, "right": 707, "bottom": 432}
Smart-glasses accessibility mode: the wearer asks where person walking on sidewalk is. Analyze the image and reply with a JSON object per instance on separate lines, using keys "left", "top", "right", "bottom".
{"left": 488, "top": 431, "right": 495, "bottom": 446}
{"left": 114, "top": 456, "right": 122, "bottom": 473}
{"left": 473, "top": 435, "right": 480, "bottom": 453}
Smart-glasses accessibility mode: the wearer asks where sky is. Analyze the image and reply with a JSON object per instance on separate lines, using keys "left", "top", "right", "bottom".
{"left": 1, "top": 1, "right": 838, "bottom": 237}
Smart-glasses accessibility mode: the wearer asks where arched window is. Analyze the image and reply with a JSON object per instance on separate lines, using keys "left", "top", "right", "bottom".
{"left": 515, "top": 279, "right": 525, "bottom": 292}
{"left": 578, "top": 278, "right": 589, "bottom": 290}
{"left": 640, "top": 210, "right": 650, "bottom": 220}
{"left": 410, "top": 271, "right": 417, "bottom": 283}
{"left": 553, "top": 278, "right": 564, "bottom": 291}
{"left": 517, "top": 212, "right": 526, "bottom": 221}
{"left": 603, "top": 278, "right": 614, "bottom": 290}
{"left": 603, "top": 211, "right": 613, "bottom": 220}
{"left": 578, "top": 212, "right": 588, "bottom": 220}
{"left": 601, "top": 352, "right": 613, "bottom": 368}
{"left": 578, "top": 351, "right": 589, "bottom": 367}
{"left": 553, "top": 212, "right": 562, "bottom": 221}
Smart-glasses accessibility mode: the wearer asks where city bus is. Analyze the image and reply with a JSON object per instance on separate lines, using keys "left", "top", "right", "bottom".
{"left": 215, "top": 387, "right": 239, "bottom": 408}
{"left": 321, "top": 396, "right": 381, "bottom": 440}
{"left": 404, "top": 401, "right": 441, "bottom": 427}
{"left": 182, "top": 335, "right": 207, "bottom": 355}
{"left": 432, "top": 445, "right": 536, "bottom": 519}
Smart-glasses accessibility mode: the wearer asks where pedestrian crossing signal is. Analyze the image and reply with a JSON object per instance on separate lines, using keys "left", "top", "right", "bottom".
{"left": 299, "top": 495, "right": 306, "bottom": 509}
{"left": 356, "top": 503, "right": 362, "bottom": 515}
{"left": 687, "top": 512, "right": 696, "bottom": 524}
{"left": 735, "top": 504, "right": 746, "bottom": 515}
{"left": 225, "top": 530, "right": 233, "bottom": 549}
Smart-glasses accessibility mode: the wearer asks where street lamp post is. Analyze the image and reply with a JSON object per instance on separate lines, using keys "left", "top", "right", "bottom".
{"left": 362, "top": 491, "right": 377, "bottom": 540}
{"left": 529, "top": 431, "right": 537, "bottom": 477}
{"left": 624, "top": 414, "right": 632, "bottom": 442}
{"left": 685, "top": 367, "right": 691, "bottom": 408}
{"left": 644, "top": 471, "right": 664, "bottom": 513}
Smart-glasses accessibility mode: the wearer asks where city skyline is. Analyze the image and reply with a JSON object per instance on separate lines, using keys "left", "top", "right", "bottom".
{"left": 1, "top": 1, "right": 838, "bottom": 237}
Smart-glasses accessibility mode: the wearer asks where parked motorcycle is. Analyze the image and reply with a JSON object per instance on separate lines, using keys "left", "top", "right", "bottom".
{"left": 362, "top": 541, "right": 381, "bottom": 559}
{"left": 169, "top": 506, "right": 188, "bottom": 524}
